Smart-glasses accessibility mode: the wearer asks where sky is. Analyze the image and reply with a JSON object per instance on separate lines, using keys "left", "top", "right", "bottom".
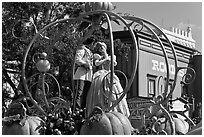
{"left": 111, "top": 2, "right": 202, "bottom": 52}
{"left": 1, "top": 1, "right": 202, "bottom": 52}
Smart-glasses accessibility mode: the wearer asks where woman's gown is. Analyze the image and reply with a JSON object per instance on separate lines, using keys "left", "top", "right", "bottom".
{"left": 86, "top": 54, "right": 130, "bottom": 117}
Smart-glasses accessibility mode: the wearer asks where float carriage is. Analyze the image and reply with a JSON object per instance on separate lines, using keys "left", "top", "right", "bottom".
{"left": 3, "top": 2, "right": 199, "bottom": 135}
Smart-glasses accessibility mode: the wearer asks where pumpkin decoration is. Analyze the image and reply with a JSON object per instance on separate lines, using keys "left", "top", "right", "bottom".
{"left": 2, "top": 102, "right": 43, "bottom": 135}
{"left": 36, "top": 52, "right": 50, "bottom": 72}
{"left": 80, "top": 106, "right": 134, "bottom": 135}
{"left": 84, "top": 2, "right": 114, "bottom": 12}
{"left": 2, "top": 116, "right": 43, "bottom": 135}
{"left": 153, "top": 114, "right": 189, "bottom": 135}
{"left": 186, "top": 122, "right": 202, "bottom": 135}
{"left": 173, "top": 116, "right": 189, "bottom": 134}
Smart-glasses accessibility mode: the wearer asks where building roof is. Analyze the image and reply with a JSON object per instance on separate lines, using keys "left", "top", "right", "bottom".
{"left": 113, "top": 28, "right": 197, "bottom": 55}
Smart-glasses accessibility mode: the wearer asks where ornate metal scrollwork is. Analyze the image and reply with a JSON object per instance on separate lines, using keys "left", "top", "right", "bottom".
{"left": 178, "top": 66, "right": 196, "bottom": 85}
{"left": 22, "top": 52, "right": 70, "bottom": 116}
{"left": 119, "top": 14, "right": 197, "bottom": 134}
{"left": 20, "top": 4, "right": 197, "bottom": 134}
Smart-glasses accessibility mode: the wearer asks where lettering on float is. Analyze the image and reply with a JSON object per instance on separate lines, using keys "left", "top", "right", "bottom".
{"left": 128, "top": 100, "right": 152, "bottom": 119}
{"left": 152, "top": 59, "right": 184, "bottom": 77}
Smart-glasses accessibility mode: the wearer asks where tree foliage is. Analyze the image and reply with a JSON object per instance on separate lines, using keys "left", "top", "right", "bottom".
{"left": 2, "top": 2, "right": 130, "bottom": 105}
{"left": 2, "top": 2, "right": 84, "bottom": 100}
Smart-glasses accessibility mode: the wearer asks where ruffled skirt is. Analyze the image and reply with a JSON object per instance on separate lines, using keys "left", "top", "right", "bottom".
{"left": 86, "top": 70, "right": 130, "bottom": 117}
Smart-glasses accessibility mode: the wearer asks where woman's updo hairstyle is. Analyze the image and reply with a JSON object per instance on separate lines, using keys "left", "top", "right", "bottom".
{"left": 94, "top": 42, "right": 107, "bottom": 53}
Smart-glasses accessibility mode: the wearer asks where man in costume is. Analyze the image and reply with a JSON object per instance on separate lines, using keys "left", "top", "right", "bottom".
{"left": 73, "top": 41, "right": 93, "bottom": 113}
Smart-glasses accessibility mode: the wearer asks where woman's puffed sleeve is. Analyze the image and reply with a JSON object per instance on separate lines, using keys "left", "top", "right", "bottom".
{"left": 93, "top": 53, "right": 101, "bottom": 60}
{"left": 94, "top": 54, "right": 104, "bottom": 66}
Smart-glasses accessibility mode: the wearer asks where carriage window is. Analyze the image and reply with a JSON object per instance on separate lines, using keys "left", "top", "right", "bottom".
{"left": 147, "top": 74, "right": 157, "bottom": 98}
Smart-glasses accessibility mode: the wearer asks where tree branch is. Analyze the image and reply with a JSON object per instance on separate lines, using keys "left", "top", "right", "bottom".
{"left": 2, "top": 68, "right": 18, "bottom": 95}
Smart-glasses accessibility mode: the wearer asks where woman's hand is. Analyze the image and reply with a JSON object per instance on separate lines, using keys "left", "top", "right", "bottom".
{"left": 106, "top": 55, "right": 117, "bottom": 66}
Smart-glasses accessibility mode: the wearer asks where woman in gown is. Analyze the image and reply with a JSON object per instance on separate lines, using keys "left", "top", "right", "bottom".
{"left": 86, "top": 42, "right": 130, "bottom": 118}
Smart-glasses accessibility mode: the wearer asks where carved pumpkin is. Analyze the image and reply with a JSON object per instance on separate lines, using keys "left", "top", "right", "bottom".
{"left": 84, "top": 2, "right": 114, "bottom": 12}
{"left": 2, "top": 116, "right": 43, "bottom": 135}
{"left": 80, "top": 106, "right": 133, "bottom": 135}
{"left": 36, "top": 59, "right": 50, "bottom": 72}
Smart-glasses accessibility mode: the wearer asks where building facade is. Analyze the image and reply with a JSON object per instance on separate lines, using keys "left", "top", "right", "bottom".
{"left": 113, "top": 27, "right": 201, "bottom": 127}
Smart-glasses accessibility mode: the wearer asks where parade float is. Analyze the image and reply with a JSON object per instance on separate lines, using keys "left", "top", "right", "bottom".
{"left": 2, "top": 2, "right": 201, "bottom": 135}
